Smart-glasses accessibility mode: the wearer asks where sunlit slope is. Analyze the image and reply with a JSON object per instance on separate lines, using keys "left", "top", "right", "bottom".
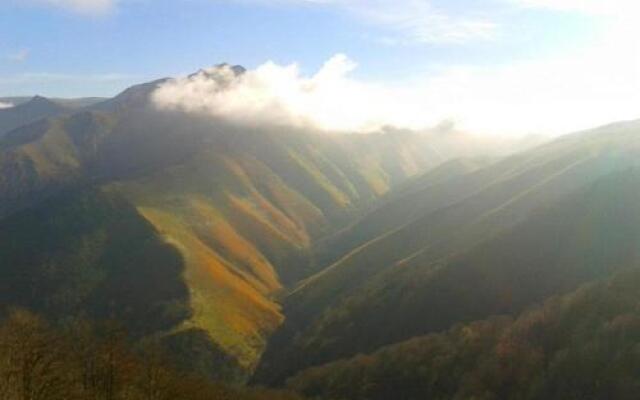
{"left": 98, "top": 126, "right": 453, "bottom": 369}
{"left": 256, "top": 120, "right": 640, "bottom": 384}
{"left": 288, "top": 266, "right": 640, "bottom": 400}
{"left": 314, "top": 157, "right": 491, "bottom": 269}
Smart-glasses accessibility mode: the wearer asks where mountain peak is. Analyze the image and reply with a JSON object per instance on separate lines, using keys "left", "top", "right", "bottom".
{"left": 188, "top": 64, "right": 246, "bottom": 80}
{"left": 0, "top": 95, "right": 66, "bottom": 137}
{"left": 26, "top": 95, "right": 61, "bottom": 109}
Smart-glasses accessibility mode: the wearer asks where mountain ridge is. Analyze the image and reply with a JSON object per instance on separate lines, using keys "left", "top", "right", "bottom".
{"left": 0, "top": 95, "right": 69, "bottom": 138}
{"left": 0, "top": 68, "right": 496, "bottom": 378}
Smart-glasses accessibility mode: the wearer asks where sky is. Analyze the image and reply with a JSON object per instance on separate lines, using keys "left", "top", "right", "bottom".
{"left": 2, "top": 0, "right": 640, "bottom": 135}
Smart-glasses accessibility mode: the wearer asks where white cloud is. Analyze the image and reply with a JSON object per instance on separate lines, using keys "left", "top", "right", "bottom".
{"left": 150, "top": 0, "right": 639, "bottom": 136}
{"left": 153, "top": 41, "right": 640, "bottom": 137}
{"left": 7, "top": 49, "right": 30, "bottom": 63}
{"left": 331, "top": 0, "right": 497, "bottom": 44}
{"left": 27, "top": 0, "right": 116, "bottom": 15}
{"left": 0, "top": 102, "right": 14, "bottom": 109}
{"left": 236, "top": 0, "right": 497, "bottom": 44}
{"left": 153, "top": 55, "right": 428, "bottom": 133}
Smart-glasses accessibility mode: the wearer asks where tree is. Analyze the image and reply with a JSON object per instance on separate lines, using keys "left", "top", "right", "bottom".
{"left": 0, "top": 308, "right": 71, "bottom": 400}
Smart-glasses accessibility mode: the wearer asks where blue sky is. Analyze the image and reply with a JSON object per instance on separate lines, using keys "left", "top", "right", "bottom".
{"left": 0, "top": 0, "right": 601, "bottom": 95}
{"left": 2, "top": 0, "right": 639, "bottom": 135}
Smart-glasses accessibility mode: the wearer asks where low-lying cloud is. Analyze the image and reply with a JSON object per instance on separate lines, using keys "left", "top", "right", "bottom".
{"left": 152, "top": 55, "right": 439, "bottom": 134}
{"left": 0, "top": 102, "right": 14, "bottom": 110}
{"left": 153, "top": 41, "right": 640, "bottom": 137}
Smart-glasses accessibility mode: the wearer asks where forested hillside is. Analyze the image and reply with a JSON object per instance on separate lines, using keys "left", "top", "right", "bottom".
{"left": 288, "top": 266, "right": 640, "bottom": 400}
{"left": 0, "top": 308, "right": 303, "bottom": 400}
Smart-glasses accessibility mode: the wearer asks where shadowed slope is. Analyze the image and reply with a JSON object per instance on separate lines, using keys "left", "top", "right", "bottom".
{"left": 256, "top": 121, "right": 640, "bottom": 384}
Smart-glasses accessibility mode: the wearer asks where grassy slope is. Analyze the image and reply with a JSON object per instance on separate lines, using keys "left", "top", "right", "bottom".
{"left": 313, "top": 158, "right": 491, "bottom": 270}
{"left": 255, "top": 121, "right": 640, "bottom": 384}
{"left": 101, "top": 128, "right": 449, "bottom": 370}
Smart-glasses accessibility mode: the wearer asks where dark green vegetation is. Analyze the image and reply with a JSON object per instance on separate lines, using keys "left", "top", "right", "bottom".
{"left": 288, "top": 266, "right": 640, "bottom": 400}
{"left": 0, "top": 308, "right": 303, "bottom": 400}
{"left": 0, "top": 189, "right": 188, "bottom": 335}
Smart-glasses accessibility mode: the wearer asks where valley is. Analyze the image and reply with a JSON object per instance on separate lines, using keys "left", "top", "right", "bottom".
{"left": 2, "top": 67, "right": 639, "bottom": 399}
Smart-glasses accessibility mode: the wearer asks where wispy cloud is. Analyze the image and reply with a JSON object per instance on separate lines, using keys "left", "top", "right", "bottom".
{"left": 7, "top": 49, "right": 30, "bottom": 63}
{"left": 153, "top": 45, "right": 640, "bottom": 137}
{"left": 25, "top": 0, "right": 117, "bottom": 15}
{"left": 331, "top": 0, "right": 497, "bottom": 44}
{"left": 0, "top": 102, "right": 14, "bottom": 110}
{"left": 237, "top": 0, "right": 498, "bottom": 44}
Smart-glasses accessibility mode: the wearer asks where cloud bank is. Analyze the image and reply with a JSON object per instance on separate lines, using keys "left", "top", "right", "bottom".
{"left": 0, "top": 102, "right": 14, "bottom": 110}
{"left": 153, "top": 55, "right": 440, "bottom": 134}
{"left": 153, "top": 43, "right": 640, "bottom": 137}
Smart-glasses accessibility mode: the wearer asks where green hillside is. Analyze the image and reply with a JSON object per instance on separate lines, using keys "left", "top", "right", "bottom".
{"left": 255, "top": 121, "right": 640, "bottom": 384}
{"left": 0, "top": 189, "right": 189, "bottom": 335}
{"left": 103, "top": 126, "right": 461, "bottom": 371}
{"left": 288, "top": 265, "right": 640, "bottom": 400}
{"left": 3, "top": 72, "right": 616, "bottom": 388}
{"left": 314, "top": 157, "right": 491, "bottom": 269}
{"left": 0, "top": 74, "right": 489, "bottom": 378}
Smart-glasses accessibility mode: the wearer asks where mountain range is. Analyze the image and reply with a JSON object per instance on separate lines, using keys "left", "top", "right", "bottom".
{"left": 0, "top": 66, "right": 509, "bottom": 381}
{"left": 1, "top": 65, "right": 639, "bottom": 397}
